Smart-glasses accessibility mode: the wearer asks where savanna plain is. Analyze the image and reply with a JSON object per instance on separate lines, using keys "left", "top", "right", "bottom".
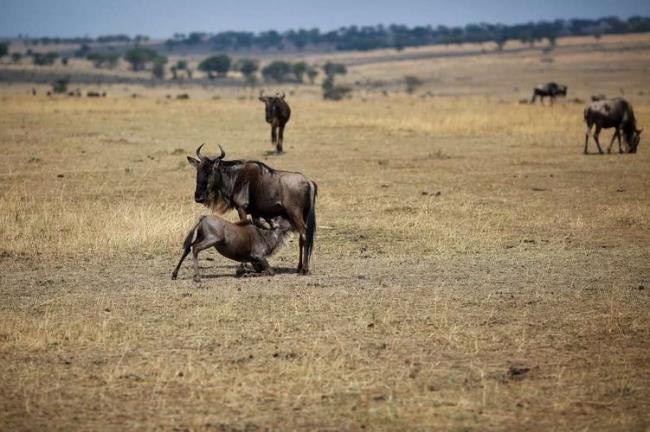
{"left": 1, "top": 34, "right": 649, "bottom": 431}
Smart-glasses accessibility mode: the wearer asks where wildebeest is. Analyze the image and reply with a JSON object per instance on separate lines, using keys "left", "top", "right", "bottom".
{"left": 591, "top": 94, "right": 606, "bottom": 102}
{"left": 531, "top": 82, "right": 567, "bottom": 104}
{"left": 584, "top": 98, "right": 642, "bottom": 154}
{"left": 258, "top": 91, "right": 291, "bottom": 153}
{"left": 172, "top": 215, "right": 292, "bottom": 282}
{"left": 187, "top": 144, "right": 317, "bottom": 274}
{"left": 87, "top": 91, "right": 101, "bottom": 97}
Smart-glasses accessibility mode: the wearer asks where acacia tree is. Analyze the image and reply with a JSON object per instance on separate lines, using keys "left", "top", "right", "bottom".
{"left": 124, "top": 47, "right": 162, "bottom": 71}
{"left": 261, "top": 61, "right": 293, "bottom": 82}
{"left": 292, "top": 61, "right": 308, "bottom": 83}
{"left": 198, "top": 55, "right": 231, "bottom": 78}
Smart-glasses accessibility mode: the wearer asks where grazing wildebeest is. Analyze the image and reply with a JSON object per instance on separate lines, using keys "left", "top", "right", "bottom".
{"left": 258, "top": 91, "right": 291, "bottom": 153}
{"left": 187, "top": 144, "right": 317, "bottom": 274}
{"left": 531, "top": 82, "right": 567, "bottom": 104}
{"left": 171, "top": 215, "right": 293, "bottom": 282}
{"left": 584, "top": 98, "right": 642, "bottom": 154}
{"left": 87, "top": 91, "right": 101, "bottom": 97}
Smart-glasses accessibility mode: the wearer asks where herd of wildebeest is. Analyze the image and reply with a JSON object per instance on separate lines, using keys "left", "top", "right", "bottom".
{"left": 163, "top": 85, "right": 644, "bottom": 281}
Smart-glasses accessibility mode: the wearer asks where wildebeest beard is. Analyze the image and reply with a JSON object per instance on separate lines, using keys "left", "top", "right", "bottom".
{"left": 205, "top": 166, "right": 235, "bottom": 214}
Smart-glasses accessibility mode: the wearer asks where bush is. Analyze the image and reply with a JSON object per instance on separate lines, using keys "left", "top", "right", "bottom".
{"left": 306, "top": 67, "right": 319, "bottom": 84}
{"left": 0, "top": 43, "right": 8, "bottom": 58}
{"left": 51, "top": 78, "right": 68, "bottom": 94}
{"left": 11, "top": 52, "right": 22, "bottom": 63}
{"left": 404, "top": 75, "right": 423, "bottom": 94}
{"left": 322, "top": 76, "right": 351, "bottom": 100}
{"left": 323, "top": 62, "right": 347, "bottom": 77}
{"left": 33, "top": 52, "right": 59, "bottom": 66}
{"left": 87, "top": 52, "right": 119, "bottom": 69}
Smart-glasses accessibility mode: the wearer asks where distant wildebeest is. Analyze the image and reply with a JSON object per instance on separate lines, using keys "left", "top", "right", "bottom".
{"left": 87, "top": 91, "right": 101, "bottom": 97}
{"left": 591, "top": 94, "right": 606, "bottom": 102}
{"left": 584, "top": 98, "right": 642, "bottom": 154}
{"left": 531, "top": 82, "right": 567, "bottom": 104}
{"left": 171, "top": 215, "right": 292, "bottom": 282}
{"left": 187, "top": 144, "right": 317, "bottom": 274}
{"left": 31, "top": 88, "right": 36, "bottom": 96}
{"left": 176, "top": 94, "right": 190, "bottom": 99}
{"left": 258, "top": 91, "right": 291, "bottom": 153}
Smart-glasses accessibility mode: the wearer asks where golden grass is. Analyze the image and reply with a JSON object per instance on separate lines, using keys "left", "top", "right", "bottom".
{"left": 1, "top": 34, "right": 650, "bottom": 431}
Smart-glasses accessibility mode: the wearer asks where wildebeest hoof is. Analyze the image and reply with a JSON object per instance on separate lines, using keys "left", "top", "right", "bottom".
{"left": 171, "top": 273, "right": 177, "bottom": 280}
{"left": 298, "top": 268, "right": 310, "bottom": 276}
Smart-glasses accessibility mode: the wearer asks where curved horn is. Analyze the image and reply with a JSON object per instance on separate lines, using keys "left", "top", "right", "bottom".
{"left": 637, "top": 128, "right": 643, "bottom": 134}
{"left": 259, "top": 90, "right": 265, "bottom": 98}
{"left": 277, "top": 91, "right": 285, "bottom": 99}
{"left": 196, "top": 143, "right": 205, "bottom": 159}
{"left": 217, "top": 145, "right": 226, "bottom": 159}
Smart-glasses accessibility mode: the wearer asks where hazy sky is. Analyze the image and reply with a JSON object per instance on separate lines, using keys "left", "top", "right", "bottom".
{"left": 2, "top": 0, "right": 650, "bottom": 38}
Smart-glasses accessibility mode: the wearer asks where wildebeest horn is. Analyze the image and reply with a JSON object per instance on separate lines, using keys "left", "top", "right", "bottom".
{"left": 259, "top": 90, "right": 265, "bottom": 97}
{"left": 278, "top": 92, "right": 285, "bottom": 99}
{"left": 196, "top": 143, "right": 205, "bottom": 159}
{"left": 637, "top": 128, "right": 643, "bottom": 134}
{"left": 217, "top": 145, "right": 226, "bottom": 159}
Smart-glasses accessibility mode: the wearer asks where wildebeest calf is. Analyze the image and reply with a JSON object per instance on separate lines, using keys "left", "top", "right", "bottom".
{"left": 172, "top": 215, "right": 292, "bottom": 282}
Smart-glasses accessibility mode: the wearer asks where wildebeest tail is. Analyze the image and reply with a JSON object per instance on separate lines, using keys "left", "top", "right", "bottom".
{"left": 304, "top": 181, "right": 317, "bottom": 261}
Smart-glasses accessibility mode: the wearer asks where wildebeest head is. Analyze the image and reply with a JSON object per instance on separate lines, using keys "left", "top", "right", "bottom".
{"left": 557, "top": 85, "right": 567, "bottom": 97}
{"left": 186, "top": 144, "right": 225, "bottom": 204}
{"left": 628, "top": 128, "right": 642, "bottom": 153}
{"left": 258, "top": 90, "right": 285, "bottom": 123}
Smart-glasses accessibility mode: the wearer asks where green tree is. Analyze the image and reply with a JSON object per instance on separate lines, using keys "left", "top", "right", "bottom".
{"left": 152, "top": 56, "right": 168, "bottom": 79}
{"left": 87, "top": 52, "right": 119, "bottom": 69}
{"left": 198, "top": 55, "right": 231, "bottom": 78}
{"left": 124, "top": 47, "right": 161, "bottom": 71}
{"left": 236, "top": 58, "right": 259, "bottom": 85}
{"left": 322, "top": 62, "right": 347, "bottom": 78}
{"left": 261, "top": 61, "right": 293, "bottom": 82}
{"left": 0, "top": 43, "right": 8, "bottom": 58}
{"left": 292, "top": 61, "right": 308, "bottom": 83}
{"left": 306, "top": 66, "right": 319, "bottom": 84}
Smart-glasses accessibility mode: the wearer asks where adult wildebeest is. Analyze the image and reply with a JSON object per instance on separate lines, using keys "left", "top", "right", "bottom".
{"left": 258, "top": 91, "right": 291, "bottom": 153}
{"left": 172, "top": 215, "right": 292, "bottom": 282}
{"left": 531, "top": 82, "right": 567, "bottom": 104}
{"left": 187, "top": 144, "right": 317, "bottom": 274}
{"left": 591, "top": 94, "right": 606, "bottom": 102}
{"left": 584, "top": 98, "right": 642, "bottom": 154}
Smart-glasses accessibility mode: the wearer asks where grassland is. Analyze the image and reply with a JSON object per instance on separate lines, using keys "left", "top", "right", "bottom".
{"left": 1, "top": 34, "right": 649, "bottom": 431}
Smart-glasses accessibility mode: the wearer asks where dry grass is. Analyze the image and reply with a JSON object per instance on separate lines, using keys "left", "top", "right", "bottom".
{"left": 1, "top": 34, "right": 650, "bottom": 431}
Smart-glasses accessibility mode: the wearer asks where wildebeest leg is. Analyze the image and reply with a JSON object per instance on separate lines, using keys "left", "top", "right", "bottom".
{"left": 252, "top": 258, "right": 274, "bottom": 275}
{"left": 171, "top": 247, "right": 191, "bottom": 280}
{"left": 607, "top": 128, "right": 619, "bottom": 154}
{"left": 277, "top": 125, "right": 284, "bottom": 153}
{"left": 593, "top": 126, "right": 604, "bottom": 154}
{"left": 286, "top": 210, "right": 307, "bottom": 274}
{"left": 584, "top": 124, "right": 592, "bottom": 154}
{"left": 616, "top": 128, "right": 624, "bottom": 153}
{"left": 271, "top": 125, "right": 277, "bottom": 147}
{"left": 191, "top": 237, "right": 217, "bottom": 283}
{"left": 236, "top": 207, "right": 248, "bottom": 222}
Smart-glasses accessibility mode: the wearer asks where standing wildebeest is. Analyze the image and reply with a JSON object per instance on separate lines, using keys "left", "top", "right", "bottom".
{"left": 187, "top": 144, "right": 317, "bottom": 274}
{"left": 258, "top": 91, "right": 291, "bottom": 153}
{"left": 584, "top": 98, "right": 642, "bottom": 154}
{"left": 171, "top": 215, "right": 293, "bottom": 282}
{"left": 531, "top": 82, "right": 568, "bottom": 104}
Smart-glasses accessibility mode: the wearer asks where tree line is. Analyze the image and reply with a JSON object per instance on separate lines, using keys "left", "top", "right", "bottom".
{"left": 165, "top": 16, "right": 650, "bottom": 52}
